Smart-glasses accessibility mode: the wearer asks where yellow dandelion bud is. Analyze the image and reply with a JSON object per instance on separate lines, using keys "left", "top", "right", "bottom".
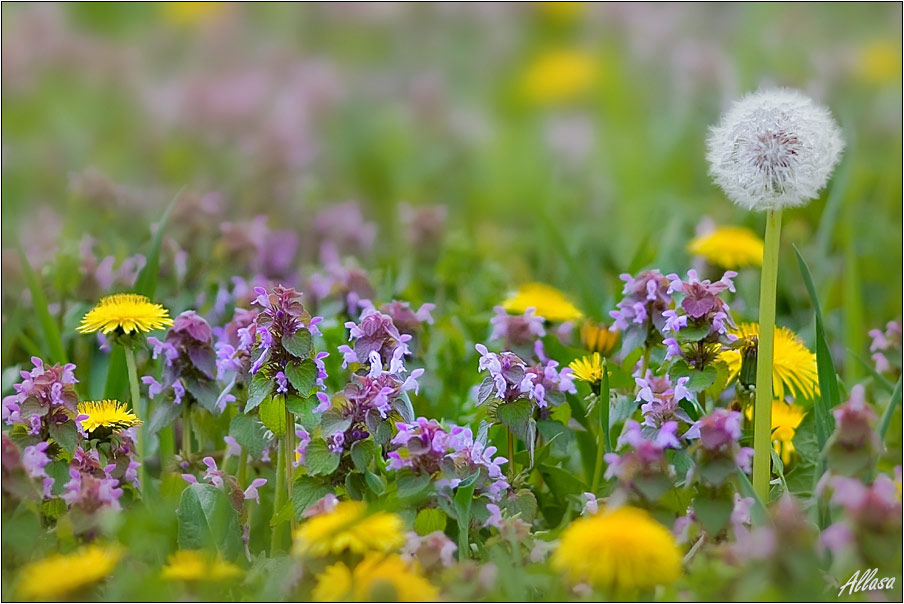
{"left": 580, "top": 320, "right": 619, "bottom": 355}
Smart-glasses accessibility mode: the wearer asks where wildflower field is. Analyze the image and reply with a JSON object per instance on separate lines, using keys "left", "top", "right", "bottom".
{"left": 2, "top": 3, "right": 902, "bottom": 602}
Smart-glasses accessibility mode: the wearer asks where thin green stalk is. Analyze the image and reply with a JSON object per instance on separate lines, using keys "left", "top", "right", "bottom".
{"left": 285, "top": 409, "right": 296, "bottom": 530}
{"left": 159, "top": 425, "right": 175, "bottom": 469}
{"left": 123, "top": 345, "right": 146, "bottom": 497}
{"left": 181, "top": 404, "right": 191, "bottom": 458}
{"left": 507, "top": 430, "right": 515, "bottom": 482}
{"left": 237, "top": 446, "right": 248, "bottom": 487}
{"left": 753, "top": 209, "right": 783, "bottom": 501}
{"left": 591, "top": 365, "right": 611, "bottom": 493}
{"left": 271, "top": 437, "right": 287, "bottom": 554}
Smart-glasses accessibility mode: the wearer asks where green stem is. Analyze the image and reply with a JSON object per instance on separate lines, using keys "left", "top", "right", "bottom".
{"left": 237, "top": 446, "right": 248, "bottom": 488}
{"left": 507, "top": 430, "right": 515, "bottom": 482}
{"left": 271, "top": 437, "right": 286, "bottom": 554}
{"left": 181, "top": 404, "right": 191, "bottom": 458}
{"left": 123, "top": 345, "right": 146, "bottom": 497}
{"left": 591, "top": 364, "right": 611, "bottom": 493}
{"left": 159, "top": 425, "right": 175, "bottom": 470}
{"left": 753, "top": 209, "right": 783, "bottom": 502}
{"left": 284, "top": 410, "right": 296, "bottom": 530}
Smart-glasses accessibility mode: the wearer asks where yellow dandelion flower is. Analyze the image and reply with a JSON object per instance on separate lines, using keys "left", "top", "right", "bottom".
{"left": 520, "top": 49, "right": 597, "bottom": 105}
{"left": 535, "top": 1, "right": 587, "bottom": 22}
{"left": 313, "top": 553, "right": 439, "bottom": 602}
{"left": 580, "top": 320, "right": 619, "bottom": 355}
{"left": 569, "top": 353, "right": 605, "bottom": 385}
{"left": 293, "top": 501, "right": 406, "bottom": 557}
{"left": 77, "top": 400, "right": 142, "bottom": 436}
{"left": 160, "top": 550, "right": 242, "bottom": 582}
{"left": 16, "top": 545, "right": 123, "bottom": 601}
{"left": 857, "top": 40, "right": 902, "bottom": 84}
{"left": 552, "top": 506, "right": 681, "bottom": 593}
{"left": 78, "top": 293, "right": 173, "bottom": 335}
{"left": 744, "top": 400, "right": 806, "bottom": 465}
{"left": 687, "top": 226, "right": 764, "bottom": 269}
{"left": 720, "top": 323, "right": 819, "bottom": 401}
{"left": 502, "top": 283, "right": 583, "bottom": 323}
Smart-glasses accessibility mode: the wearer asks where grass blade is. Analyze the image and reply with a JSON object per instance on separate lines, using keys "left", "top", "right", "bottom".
{"left": 879, "top": 377, "right": 902, "bottom": 442}
{"left": 793, "top": 245, "right": 839, "bottom": 452}
{"left": 134, "top": 188, "right": 183, "bottom": 297}
{"left": 17, "top": 246, "right": 67, "bottom": 364}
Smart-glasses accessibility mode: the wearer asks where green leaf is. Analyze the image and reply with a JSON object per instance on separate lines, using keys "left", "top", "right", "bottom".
{"left": 693, "top": 495, "right": 733, "bottom": 535}
{"left": 286, "top": 395, "right": 320, "bottom": 432}
{"left": 350, "top": 439, "right": 379, "bottom": 471}
{"left": 453, "top": 473, "right": 478, "bottom": 561}
{"left": 794, "top": 245, "right": 838, "bottom": 452}
{"left": 286, "top": 359, "right": 318, "bottom": 396}
{"left": 270, "top": 501, "right": 294, "bottom": 528}
{"left": 48, "top": 421, "right": 78, "bottom": 456}
{"left": 245, "top": 372, "right": 272, "bottom": 413}
{"left": 17, "top": 246, "right": 66, "bottom": 364}
{"left": 496, "top": 398, "right": 533, "bottom": 441}
{"left": 537, "top": 464, "right": 586, "bottom": 499}
{"left": 735, "top": 468, "right": 769, "bottom": 525}
{"left": 502, "top": 488, "right": 538, "bottom": 523}
{"left": 177, "top": 483, "right": 243, "bottom": 559}
{"left": 291, "top": 476, "right": 332, "bottom": 520}
{"left": 321, "top": 408, "right": 352, "bottom": 437}
{"left": 364, "top": 471, "right": 385, "bottom": 496}
{"left": 305, "top": 439, "right": 340, "bottom": 476}
{"left": 282, "top": 330, "right": 313, "bottom": 359}
{"left": 396, "top": 470, "right": 431, "bottom": 498}
{"left": 133, "top": 189, "right": 181, "bottom": 297}
{"left": 669, "top": 359, "right": 717, "bottom": 392}
{"left": 879, "top": 377, "right": 902, "bottom": 442}
{"left": 414, "top": 508, "right": 447, "bottom": 536}
{"left": 228, "top": 413, "right": 268, "bottom": 460}
{"left": 184, "top": 377, "right": 221, "bottom": 414}
{"left": 259, "top": 396, "right": 287, "bottom": 436}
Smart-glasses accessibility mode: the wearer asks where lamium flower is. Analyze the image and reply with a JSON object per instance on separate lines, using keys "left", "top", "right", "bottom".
{"left": 720, "top": 322, "right": 818, "bottom": 401}
{"left": 387, "top": 417, "right": 509, "bottom": 502}
{"left": 869, "top": 319, "right": 902, "bottom": 376}
{"left": 307, "top": 258, "right": 376, "bottom": 317}
{"left": 706, "top": 88, "right": 844, "bottom": 211}
{"left": 635, "top": 372, "right": 694, "bottom": 434}
{"left": 144, "top": 309, "right": 218, "bottom": 409}
{"left": 604, "top": 420, "right": 679, "bottom": 503}
{"left": 312, "top": 553, "right": 439, "bottom": 602}
{"left": 490, "top": 306, "right": 546, "bottom": 352}
{"left": 292, "top": 501, "right": 406, "bottom": 557}
{"left": 62, "top": 461, "right": 125, "bottom": 514}
{"left": 2, "top": 357, "right": 79, "bottom": 436}
{"left": 502, "top": 282, "right": 583, "bottom": 323}
{"left": 825, "top": 385, "right": 881, "bottom": 477}
{"left": 379, "top": 300, "right": 435, "bottom": 337}
{"left": 609, "top": 270, "right": 673, "bottom": 348}
{"left": 688, "top": 225, "right": 764, "bottom": 269}
{"left": 181, "top": 456, "right": 267, "bottom": 510}
{"left": 213, "top": 307, "right": 259, "bottom": 378}
{"left": 340, "top": 305, "right": 412, "bottom": 369}
{"left": 686, "top": 409, "right": 754, "bottom": 477}
{"left": 160, "top": 550, "right": 242, "bottom": 582}
{"left": 15, "top": 545, "right": 123, "bottom": 601}
{"left": 22, "top": 441, "right": 54, "bottom": 497}
{"left": 403, "top": 530, "right": 457, "bottom": 571}
{"left": 475, "top": 344, "right": 575, "bottom": 410}
{"left": 77, "top": 293, "right": 173, "bottom": 335}
{"left": 250, "top": 284, "right": 323, "bottom": 374}
{"left": 552, "top": 506, "right": 682, "bottom": 593}
{"left": 580, "top": 320, "right": 619, "bottom": 356}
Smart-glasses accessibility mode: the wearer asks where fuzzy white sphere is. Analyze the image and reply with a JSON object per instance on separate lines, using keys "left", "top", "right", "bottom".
{"left": 706, "top": 88, "right": 844, "bottom": 211}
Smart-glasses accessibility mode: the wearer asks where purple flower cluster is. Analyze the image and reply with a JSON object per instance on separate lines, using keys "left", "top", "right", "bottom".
{"left": 214, "top": 307, "right": 259, "bottom": 378}
{"left": 22, "top": 441, "right": 54, "bottom": 497}
{"left": 379, "top": 300, "right": 435, "bottom": 337}
{"left": 820, "top": 473, "right": 902, "bottom": 556}
{"left": 387, "top": 417, "right": 509, "bottom": 502}
{"left": 490, "top": 306, "right": 546, "bottom": 353}
{"left": 869, "top": 319, "right": 901, "bottom": 375}
{"left": 250, "top": 285, "right": 323, "bottom": 374}
{"left": 475, "top": 344, "right": 575, "bottom": 409}
{"left": 308, "top": 257, "right": 376, "bottom": 317}
{"left": 313, "top": 201, "right": 376, "bottom": 262}
{"left": 661, "top": 269, "right": 738, "bottom": 364}
{"left": 610, "top": 270, "right": 673, "bottom": 337}
{"left": 686, "top": 408, "right": 754, "bottom": 474}
{"left": 182, "top": 456, "right": 268, "bottom": 506}
{"left": 2, "top": 357, "right": 79, "bottom": 436}
{"left": 219, "top": 216, "right": 299, "bottom": 282}
{"left": 604, "top": 419, "right": 680, "bottom": 483}
{"left": 829, "top": 385, "right": 880, "bottom": 452}
{"left": 63, "top": 448, "right": 124, "bottom": 514}
{"left": 635, "top": 372, "right": 694, "bottom": 433}
{"left": 339, "top": 306, "right": 412, "bottom": 370}
{"left": 143, "top": 310, "right": 217, "bottom": 408}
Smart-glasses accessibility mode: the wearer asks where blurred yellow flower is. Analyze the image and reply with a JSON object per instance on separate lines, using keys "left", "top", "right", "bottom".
{"left": 552, "top": 506, "right": 681, "bottom": 593}
{"left": 536, "top": 2, "right": 587, "bottom": 22}
{"left": 160, "top": 550, "right": 242, "bottom": 582}
{"left": 688, "top": 225, "right": 764, "bottom": 269}
{"left": 721, "top": 323, "right": 819, "bottom": 401}
{"left": 78, "top": 293, "right": 173, "bottom": 335}
{"left": 293, "top": 501, "right": 405, "bottom": 557}
{"left": 580, "top": 320, "right": 619, "bottom": 355}
{"left": 502, "top": 283, "right": 583, "bottom": 322}
{"left": 520, "top": 49, "right": 597, "bottom": 105}
{"left": 77, "top": 400, "right": 142, "bottom": 435}
{"left": 16, "top": 545, "right": 122, "bottom": 601}
{"left": 163, "top": 2, "right": 227, "bottom": 26}
{"left": 857, "top": 40, "right": 902, "bottom": 84}
{"left": 312, "top": 553, "right": 439, "bottom": 602}
{"left": 569, "top": 352, "right": 605, "bottom": 385}
{"left": 745, "top": 400, "right": 806, "bottom": 465}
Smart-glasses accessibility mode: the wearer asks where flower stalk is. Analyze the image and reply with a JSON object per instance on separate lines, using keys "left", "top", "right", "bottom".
{"left": 270, "top": 436, "right": 287, "bottom": 554}
{"left": 753, "top": 209, "right": 783, "bottom": 500}
{"left": 591, "top": 362, "right": 611, "bottom": 493}
{"left": 122, "top": 344, "right": 146, "bottom": 496}
{"left": 181, "top": 404, "right": 192, "bottom": 458}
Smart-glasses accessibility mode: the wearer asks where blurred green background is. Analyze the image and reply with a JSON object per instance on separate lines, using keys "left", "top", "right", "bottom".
{"left": 2, "top": 2, "right": 901, "bottom": 385}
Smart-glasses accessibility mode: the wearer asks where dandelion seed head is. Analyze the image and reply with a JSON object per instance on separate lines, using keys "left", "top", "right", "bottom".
{"left": 706, "top": 88, "right": 844, "bottom": 211}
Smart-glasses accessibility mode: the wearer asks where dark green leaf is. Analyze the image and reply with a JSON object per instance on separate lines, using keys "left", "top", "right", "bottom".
{"left": 305, "top": 439, "right": 340, "bottom": 476}
{"left": 229, "top": 413, "right": 268, "bottom": 460}
{"left": 177, "top": 483, "right": 243, "bottom": 559}
{"left": 496, "top": 398, "right": 533, "bottom": 441}
{"left": 259, "top": 395, "right": 287, "bottom": 436}
{"left": 286, "top": 395, "right": 320, "bottom": 432}
{"left": 414, "top": 508, "right": 447, "bottom": 536}
{"left": 134, "top": 189, "right": 181, "bottom": 297}
{"left": 48, "top": 421, "right": 78, "bottom": 456}
{"left": 693, "top": 495, "right": 733, "bottom": 534}
{"left": 321, "top": 409, "right": 352, "bottom": 437}
{"left": 453, "top": 473, "right": 477, "bottom": 561}
{"left": 396, "top": 470, "right": 431, "bottom": 498}
{"left": 282, "top": 330, "right": 313, "bottom": 359}
{"left": 286, "top": 359, "right": 318, "bottom": 396}
{"left": 245, "top": 372, "right": 272, "bottom": 413}
{"left": 364, "top": 471, "right": 385, "bottom": 496}
{"left": 350, "top": 439, "right": 379, "bottom": 471}
{"left": 291, "top": 476, "right": 332, "bottom": 520}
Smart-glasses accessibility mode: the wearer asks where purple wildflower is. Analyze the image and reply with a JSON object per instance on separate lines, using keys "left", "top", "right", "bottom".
{"left": 475, "top": 344, "right": 575, "bottom": 410}
{"left": 868, "top": 319, "right": 901, "bottom": 375}
{"left": 609, "top": 269, "right": 673, "bottom": 337}
{"left": 604, "top": 419, "right": 680, "bottom": 484}
{"left": 380, "top": 300, "right": 435, "bottom": 336}
{"left": 2, "top": 357, "right": 79, "bottom": 437}
{"left": 403, "top": 530, "right": 457, "bottom": 571}
{"left": 490, "top": 306, "right": 546, "bottom": 352}
{"left": 243, "top": 478, "right": 268, "bottom": 504}
{"left": 635, "top": 372, "right": 694, "bottom": 433}
{"left": 342, "top": 306, "right": 412, "bottom": 369}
